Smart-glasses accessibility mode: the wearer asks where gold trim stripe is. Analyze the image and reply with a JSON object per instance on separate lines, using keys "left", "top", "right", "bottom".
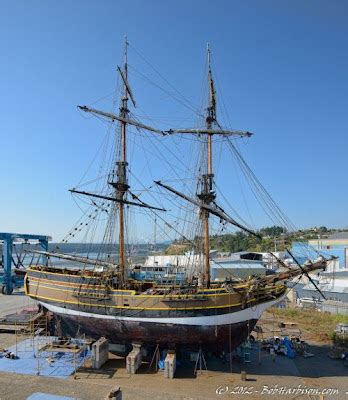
{"left": 27, "top": 286, "right": 286, "bottom": 311}
{"left": 27, "top": 275, "right": 285, "bottom": 299}
{"left": 28, "top": 292, "right": 243, "bottom": 310}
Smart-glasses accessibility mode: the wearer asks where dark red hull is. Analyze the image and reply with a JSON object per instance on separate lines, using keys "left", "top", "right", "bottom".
{"left": 56, "top": 313, "right": 257, "bottom": 352}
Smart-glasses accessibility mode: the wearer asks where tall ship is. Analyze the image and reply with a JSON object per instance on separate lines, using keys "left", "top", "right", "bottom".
{"left": 25, "top": 41, "right": 333, "bottom": 352}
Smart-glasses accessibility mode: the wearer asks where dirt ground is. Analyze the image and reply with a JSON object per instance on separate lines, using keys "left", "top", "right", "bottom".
{"left": 0, "top": 334, "right": 347, "bottom": 400}
{"left": 0, "top": 293, "right": 347, "bottom": 400}
{"left": 266, "top": 307, "right": 348, "bottom": 344}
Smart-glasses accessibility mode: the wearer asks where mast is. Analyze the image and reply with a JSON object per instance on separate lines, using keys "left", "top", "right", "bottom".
{"left": 76, "top": 40, "right": 170, "bottom": 286}
{"left": 155, "top": 46, "right": 254, "bottom": 287}
{"left": 117, "top": 38, "right": 129, "bottom": 285}
{"left": 200, "top": 44, "right": 216, "bottom": 288}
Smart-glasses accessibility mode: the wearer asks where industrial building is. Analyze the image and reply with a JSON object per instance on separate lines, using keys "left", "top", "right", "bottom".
{"left": 308, "top": 231, "right": 348, "bottom": 269}
{"left": 142, "top": 251, "right": 270, "bottom": 281}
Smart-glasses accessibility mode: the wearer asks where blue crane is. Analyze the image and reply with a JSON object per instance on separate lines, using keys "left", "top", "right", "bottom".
{"left": 0, "top": 232, "right": 51, "bottom": 295}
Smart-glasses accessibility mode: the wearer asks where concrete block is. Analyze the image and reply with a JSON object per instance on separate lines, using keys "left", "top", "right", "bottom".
{"left": 91, "top": 337, "right": 109, "bottom": 369}
{"left": 126, "top": 344, "right": 142, "bottom": 374}
{"left": 164, "top": 350, "right": 176, "bottom": 379}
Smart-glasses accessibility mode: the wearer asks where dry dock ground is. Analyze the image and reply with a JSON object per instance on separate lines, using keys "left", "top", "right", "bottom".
{"left": 0, "top": 292, "right": 347, "bottom": 400}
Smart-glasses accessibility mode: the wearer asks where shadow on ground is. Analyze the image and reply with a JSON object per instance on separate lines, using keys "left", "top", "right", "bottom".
{"left": 76, "top": 342, "right": 347, "bottom": 380}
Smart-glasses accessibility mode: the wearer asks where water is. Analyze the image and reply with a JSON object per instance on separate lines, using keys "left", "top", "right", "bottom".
{"left": 7, "top": 242, "right": 168, "bottom": 269}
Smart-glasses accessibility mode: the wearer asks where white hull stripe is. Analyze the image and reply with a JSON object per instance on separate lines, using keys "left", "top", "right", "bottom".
{"left": 39, "top": 296, "right": 284, "bottom": 327}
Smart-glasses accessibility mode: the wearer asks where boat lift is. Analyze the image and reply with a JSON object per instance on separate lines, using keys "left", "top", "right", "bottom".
{"left": 0, "top": 232, "right": 51, "bottom": 295}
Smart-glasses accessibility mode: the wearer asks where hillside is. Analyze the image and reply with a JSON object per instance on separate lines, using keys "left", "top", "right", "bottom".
{"left": 165, "top": 226, "right": 343, "bottom": 255}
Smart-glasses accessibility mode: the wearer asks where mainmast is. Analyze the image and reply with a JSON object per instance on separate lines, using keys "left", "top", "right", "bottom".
{"left": 76, "top": 40, "right": 169, "bottom": 287}
{"left": 117, "top": 38, "right": 129, "bottom": 285}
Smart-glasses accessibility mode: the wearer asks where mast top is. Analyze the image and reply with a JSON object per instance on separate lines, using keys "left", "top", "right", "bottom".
{"left": 207, "top": 43, "right": 211, "bottom": 69}
{"left": 124, "top": 36, "right": 128, "bottom": 65}
{"left": 206, "top": 44, "right": 216, "bottom": 124}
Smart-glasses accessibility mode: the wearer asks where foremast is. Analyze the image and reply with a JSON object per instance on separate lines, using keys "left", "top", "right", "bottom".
{"left": 198, "top": 45, "right": 216, "bottom": 287}
{"left": 155, "top": 45, "right": 254, "bottom": 288}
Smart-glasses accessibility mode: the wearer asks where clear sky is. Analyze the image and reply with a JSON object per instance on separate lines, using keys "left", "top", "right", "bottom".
{"left": 1, "top": 0, "right": 347, "bottom": 242}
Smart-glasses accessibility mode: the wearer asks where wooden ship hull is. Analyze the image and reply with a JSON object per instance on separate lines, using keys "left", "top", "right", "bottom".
{"left": 58, "top": 312, "right": 261, "bottom": 352}
{"left": 25, "top": 266, "right": 286, "bottom": 351}
{"left": 23, "top": 42, "right": 332, "bottom": 354}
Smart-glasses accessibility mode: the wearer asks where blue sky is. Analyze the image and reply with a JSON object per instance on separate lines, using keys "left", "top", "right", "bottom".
{"left": 1, "top": 0, "right": 347, "bottom": 242}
